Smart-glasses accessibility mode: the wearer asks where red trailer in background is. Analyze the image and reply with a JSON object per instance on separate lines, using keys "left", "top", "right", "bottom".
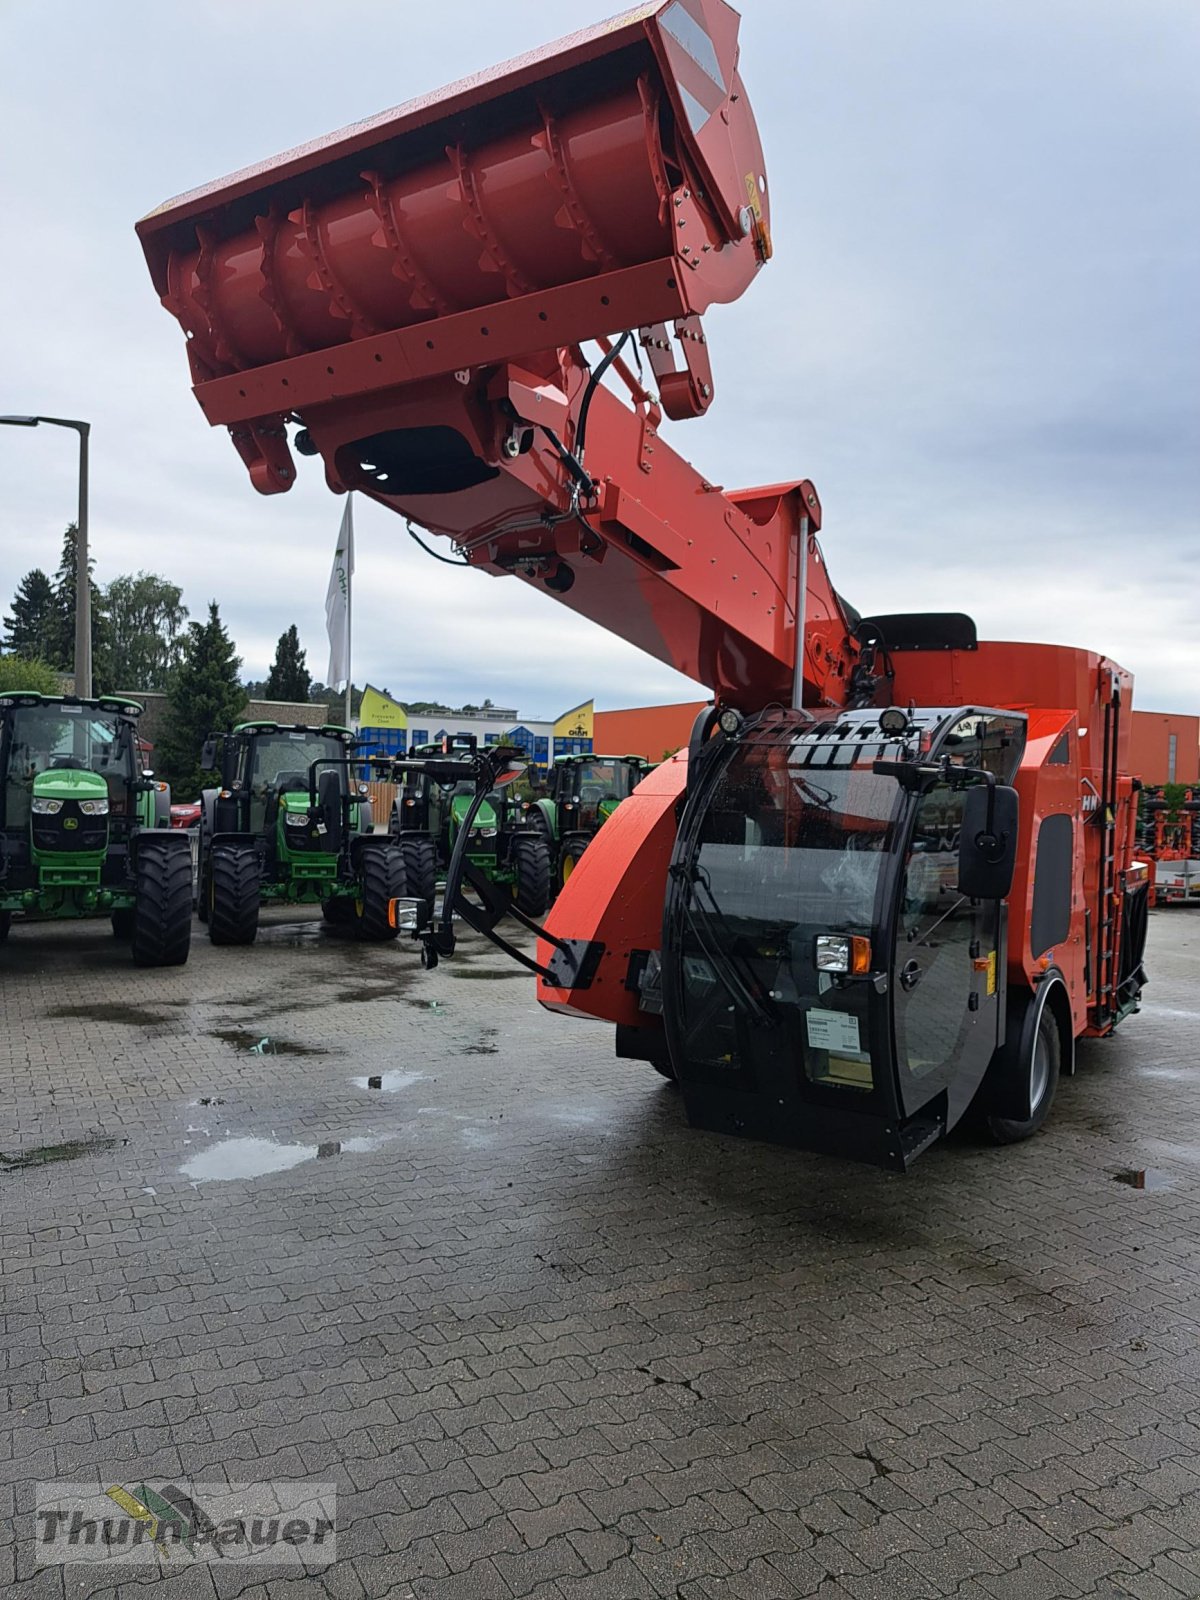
{"left": 138, "top": 0, "right": 1148, "bottom": 1168}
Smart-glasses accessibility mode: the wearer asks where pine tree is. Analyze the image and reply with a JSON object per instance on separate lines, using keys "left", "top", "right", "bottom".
{"left": 51, "top": 523, "right": 109, "bottom": 687}
{"left": 2, "top": 569, "right": 59, "bottom": 662}
{"left": 264, "top": 624, "right": 311, "bottom": 702}
{"left": 156, "top": 603, "right": 248, "bottom": 800}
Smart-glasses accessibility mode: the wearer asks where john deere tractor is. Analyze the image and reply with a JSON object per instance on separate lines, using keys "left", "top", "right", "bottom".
{"left": 388, "top": 737, "right": 551, "bottom": 920}
{"left": 534, "top": 754, "right": 652, "bottom": 889}
{"left": 0, "top": 691, "right": 191, "bottom": 964}
{"left": 197, "top": 721, "right": 405, "bottom": 943}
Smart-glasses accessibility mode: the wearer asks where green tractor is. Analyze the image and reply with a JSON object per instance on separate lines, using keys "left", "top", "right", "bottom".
{"left": 534, "top": 753, "right": 653, "bottom": 889}
{"left": 388, "top": 737, "right": 552, "bottom": 921}
{"left": 0, "top": 691, "right": 192, "bottom": 964}
{"left": 197, "top": 721, "right": 405, "bottom": 944}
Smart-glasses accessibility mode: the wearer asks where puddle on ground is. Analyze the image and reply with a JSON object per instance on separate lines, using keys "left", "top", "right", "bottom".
{"left": 353, "top": 1070, "right": 425, "bottom": 1093}
{"left": 255, "top": 923, "right": 326, "bottom": 946}
{"left": 1113, "top": 1167, "right": 1174, "bottom": 1192}
{"left": 340, "top": 984, "right": 403, "bottom": 1004}
{"left": 181, "top": 1132, "right": 394, "bottom": 1182}
{"left": 210, "top": 1029, "right": 333, "bottom": 1057}
{"left": 1, "top": 1136, "right": 124, "bottom": 1171}
{"left": 46, "top": 1001, "right": 187, "bottom": 1025}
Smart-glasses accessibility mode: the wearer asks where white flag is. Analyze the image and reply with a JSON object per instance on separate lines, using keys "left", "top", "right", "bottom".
{"left": 325, "top": 494, "right": 354, "bottom": 690}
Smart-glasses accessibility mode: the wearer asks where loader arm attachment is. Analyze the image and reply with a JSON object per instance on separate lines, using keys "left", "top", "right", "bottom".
{"left": 137, "top": 0, "right": 859, "bottom": 710}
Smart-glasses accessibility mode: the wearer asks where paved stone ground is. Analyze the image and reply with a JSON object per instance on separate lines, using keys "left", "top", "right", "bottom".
{"left": 3, "top": 907, "right": 1200, "bottom": 1600}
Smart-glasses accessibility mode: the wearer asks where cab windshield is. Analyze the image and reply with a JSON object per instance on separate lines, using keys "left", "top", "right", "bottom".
{"left": 675, "top": 733, "right": 902, "bottom": 1095}
{"left": 561, "top": 760, "right": 637, "bottom": 803}
{"left": 4, "top": 706, "right": 132, "bottom": 826}
{"left": 244, "top": 733, "right": 346, "bottom": 797}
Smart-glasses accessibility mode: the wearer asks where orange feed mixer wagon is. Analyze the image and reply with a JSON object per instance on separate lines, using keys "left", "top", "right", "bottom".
{"left": 138, "top": 0, "right": 1148, "bottom": 1169}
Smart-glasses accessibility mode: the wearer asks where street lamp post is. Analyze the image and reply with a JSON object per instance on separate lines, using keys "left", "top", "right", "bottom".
{"left": 0, "top": 414, "right": 92, "bottom": 697}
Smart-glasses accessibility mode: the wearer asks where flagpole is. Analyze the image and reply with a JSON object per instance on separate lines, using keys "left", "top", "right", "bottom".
{"left": 344, "top": 515, "right": 352, "bottom": 728}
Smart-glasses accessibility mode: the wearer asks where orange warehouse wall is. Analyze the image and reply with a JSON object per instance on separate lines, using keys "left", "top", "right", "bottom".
{"left": 1130, "top": 711, "right": 1200, "bottom": 786}
{"left": 593, "top": 702, "right": 706, "bottom": 763}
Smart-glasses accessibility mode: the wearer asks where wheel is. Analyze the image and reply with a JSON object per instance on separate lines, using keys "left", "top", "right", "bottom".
{"left": 559, "top": 837, "right": 588, "bottom": 890}
{"left": 511, "top": 833, "right": 551, "bottom": 918}
{"left": 986, "top": 999, "right": 1061, "bottom": 1144}
{"left": 355, "top": 845, "right": 406, "bottom": 941}
{"left": 131, "top": 841, "right": 193, "bottom": 967}
{"left": 208, "top": 842, "right": 260, "bottom": 945}
{"left": 397, "top": 834, "right": 438, "bottom": 917}
{"left": 0, "top": 911, "right": 10, "bottom": 943}
{"left": 321, "top": 897, "right": 357, "bottom": 926}
{"left": 650, "top": 1051, "right": 678, "bottom": 1083}
{"left": 111, "top": 907, "right": 136, "bottom": 940}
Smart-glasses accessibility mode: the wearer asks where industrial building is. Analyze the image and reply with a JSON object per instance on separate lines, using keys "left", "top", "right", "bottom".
{"left": 355, "top": 686, "right": 594, "bottom": 768}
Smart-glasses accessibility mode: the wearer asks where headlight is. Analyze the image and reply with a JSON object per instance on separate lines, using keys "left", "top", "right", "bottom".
{"left": 815, "top": 934, "right": 872, "bottom": 975}
{"left": 474, "top": 826, "right": 498, "bottom": 839}
{"left": 79, "top": 799, "right": 110, "bottom": 816}
{"left": 284, "top": 812, "right": 309, "bottom": 827}
{"left": 31, "top": 798, "right": 63, "bottom": 815}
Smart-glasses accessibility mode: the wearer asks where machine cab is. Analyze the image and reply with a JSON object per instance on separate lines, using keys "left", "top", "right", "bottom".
{"left": 0, "top": 695, "right": 143, "bottom": 865}
{"left": 551, "top": 756, "right": 650, "bottom": 834}
{"left": 663, "top": 706, "right": 1025, "bottom": 1170}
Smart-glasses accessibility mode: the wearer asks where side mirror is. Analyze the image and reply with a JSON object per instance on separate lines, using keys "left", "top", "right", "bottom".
{"left": 200, "top": 738, "right": 216, "bottom": 769}
{"left": 959, "top": 784, "right": 1019, "bottom": 900}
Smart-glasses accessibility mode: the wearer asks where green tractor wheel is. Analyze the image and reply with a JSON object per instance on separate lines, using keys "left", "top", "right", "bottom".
{"left": 354, "top": 845, "right": 407, "bottom": 941}
{"left": 131, "top": 839, "right": 193, "bottom": 968}
{"left": 111, "top": 907, "right": 136, "bottom": 940}
{"left": 398, "top": 835, "right": 438, "bottom": 919}
{"left": 511, "top": 833, "right": 552, "bottom": 918}
{"left": 209, "top": 842, "right": 261, "bottom": 946}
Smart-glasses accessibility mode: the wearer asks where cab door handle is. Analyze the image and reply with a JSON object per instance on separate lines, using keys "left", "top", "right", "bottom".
{"left": 900, "top": 959, "right": 923, "bottom": 992}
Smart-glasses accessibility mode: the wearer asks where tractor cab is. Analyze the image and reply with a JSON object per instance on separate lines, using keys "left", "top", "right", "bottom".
{"left": 661, "top": 706, "right": 1026, "bottom": 1170}
{"left": 197, "top": 721, "right": 402, "bottom": 945}
{"left": 0, "top": 692, "right": 190, "bottom": 963}
{"left": 538, "top": 754, "right": 652, "bottom": 887}
{"left": 208, "top": 722, "right": 362, "bottom": 847}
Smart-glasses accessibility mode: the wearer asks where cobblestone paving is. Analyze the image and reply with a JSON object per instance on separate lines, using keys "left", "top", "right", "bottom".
{"left": 3, "top": 908, "right": 1200, "bottom": 1599}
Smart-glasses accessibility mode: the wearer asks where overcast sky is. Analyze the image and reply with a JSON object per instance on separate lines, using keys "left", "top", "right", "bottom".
{"left": 1, "top": 0, "right": 1196, "bottom": 716}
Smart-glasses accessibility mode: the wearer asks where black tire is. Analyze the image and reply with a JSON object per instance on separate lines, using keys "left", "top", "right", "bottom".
{"left": 559, "top": 837, "right": 588, "bottom": 891}
{"left": 398, "top": 834, "right": 438, "bottom": 917}
{"left": 209, "top": 843, "right": 260, "bottom": 946}
{"left": 131, "top": 841, "right": 193, "bottom": 967}
{"left": 511, "top": 833, "right": 551, "bottom": 918}
{"left": 0, "top": 911, "right": 10, "bottom": 944}
{"left": 651, "top": 1051, "right": 678, "bottom": 1083}
{"left": 355, "top": 845, "right": 406, "bottom": 941}
{"left": 987, "top": 1000, "right": 1061, "bottom": 1144}
{"left": 321, "top": 896, "right": 357, "bottom": 926}
{"left": 111, "top": 907, "right": 136, "bottom": 940}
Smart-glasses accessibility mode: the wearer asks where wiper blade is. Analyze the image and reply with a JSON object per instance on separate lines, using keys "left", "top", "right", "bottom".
{"left": 673, "top": 865, "right": 778, "bottom": 1028}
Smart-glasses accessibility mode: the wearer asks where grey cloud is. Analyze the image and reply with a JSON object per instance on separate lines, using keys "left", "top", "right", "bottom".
{"left": 0, "top": 0, "right": 1195, "bottom": 712}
